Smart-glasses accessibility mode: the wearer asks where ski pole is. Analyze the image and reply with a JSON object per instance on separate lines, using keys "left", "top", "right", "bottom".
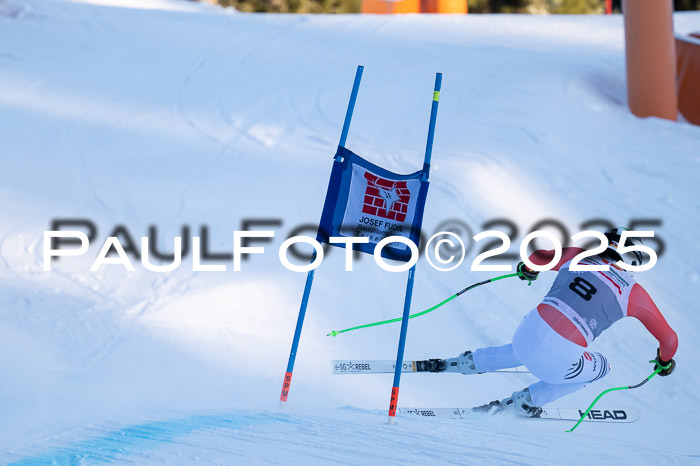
{"left": 566, "top": 360, "right": 671, "bottom": 432}
{"left": 327, "top": 273, "right": 518, "bottom": 337}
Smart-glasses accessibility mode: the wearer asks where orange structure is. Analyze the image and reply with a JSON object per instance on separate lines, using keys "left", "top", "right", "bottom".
{"left": 362, "top": 0, "right": 420, "bottom": 13}
{"left": 622, "top": 0, "right": 678, "bottom": 121}
{"left": 361, "top": 0, "right": 466, "bottom": 14}
{"left": 676, "top": 33, "right": 700, "bottom": 126}
{"left": 422, "top": 0, "right": 467, "bottom": 14}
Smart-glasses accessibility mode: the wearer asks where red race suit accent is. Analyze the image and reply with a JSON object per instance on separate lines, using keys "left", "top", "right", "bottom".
{"left": 531, "top": 248, "right": 677, "bottom": 361}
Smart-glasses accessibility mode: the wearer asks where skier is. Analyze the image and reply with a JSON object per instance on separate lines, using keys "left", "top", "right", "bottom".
{"left": 418, "top": 227, "right": 678, "bottom": 417}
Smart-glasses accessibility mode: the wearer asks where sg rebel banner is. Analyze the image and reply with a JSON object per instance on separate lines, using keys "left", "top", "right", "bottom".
{"left": 316, "top": 146, "right": 429, "bottom": 262}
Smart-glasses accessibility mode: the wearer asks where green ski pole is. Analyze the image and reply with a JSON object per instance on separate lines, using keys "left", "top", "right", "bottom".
{"left": 566, "top": 360, "right": 672, "bottom": 432}
{"left": 327, "top": 273, "right": 518, "bottom": 337}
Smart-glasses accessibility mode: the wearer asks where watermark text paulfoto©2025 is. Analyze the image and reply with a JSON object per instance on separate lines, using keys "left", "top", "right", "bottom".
{"left": 43, "top": 227, "right": 659, "bottom": 274}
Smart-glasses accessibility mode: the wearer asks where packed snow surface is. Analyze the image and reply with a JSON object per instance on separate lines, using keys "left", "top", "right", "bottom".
{"left": 1, "top": 0, "right": 699, "bottom": 462}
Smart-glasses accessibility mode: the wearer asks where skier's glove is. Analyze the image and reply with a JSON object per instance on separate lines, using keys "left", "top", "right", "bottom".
{"left": 651, "top": 348, "right": 675, "bottom": 377}
{"left": 517, "top": 262, "right": 539, "bottom": 285}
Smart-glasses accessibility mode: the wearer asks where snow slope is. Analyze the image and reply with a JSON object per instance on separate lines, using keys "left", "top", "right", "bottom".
{"left": 1, "top": 0, "right": 699, "bottom": 462}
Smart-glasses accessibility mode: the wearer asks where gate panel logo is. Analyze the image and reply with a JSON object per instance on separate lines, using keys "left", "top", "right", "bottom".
{"left": 362, "top": 172, "right": 411, "bottom": 222}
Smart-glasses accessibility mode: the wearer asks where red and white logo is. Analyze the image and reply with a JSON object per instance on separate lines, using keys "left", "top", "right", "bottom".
{"left": 583, "top": 352, "right": 592, "bottom": 361}
{"left": 362, "top": 172, "right": 411, "bottom": 222}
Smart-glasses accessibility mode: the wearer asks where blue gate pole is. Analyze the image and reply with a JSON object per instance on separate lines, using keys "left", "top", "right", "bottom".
{"left": 387, "top": 72, "right": 442, "bottom": 423}
{"left": 280, "top": 251, "right": 317, "bottom": 402}
{"left": 280, "top": 65, "right": 364, "bottom": 403}
{"left": 423, "top": 72, "right": 442, "bottom": 176}
{"left": 387, "top": 264, "right": 417, "bottom": 423}
{"left": 339, "top": 65, "right": 364, "bottom": 148}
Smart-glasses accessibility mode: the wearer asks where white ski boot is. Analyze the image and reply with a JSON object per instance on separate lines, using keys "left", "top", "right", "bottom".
{"left": 416, "top": 351, "right": 481, "bottom": 374}
{"left": 500, "top": 388, "right": 543, "bottom": 417}
{"left": 473, "top": 388, "right": 543, "bottom": 418}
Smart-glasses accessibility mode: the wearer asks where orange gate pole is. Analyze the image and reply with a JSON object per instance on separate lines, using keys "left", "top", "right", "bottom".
{"left": 622, "top": 0, "right": 678, "bottom": 121}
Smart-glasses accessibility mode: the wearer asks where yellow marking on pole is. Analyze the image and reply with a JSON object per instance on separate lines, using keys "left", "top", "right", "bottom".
{"left": 433, "top": 91, "right": 440, "bottom": 102}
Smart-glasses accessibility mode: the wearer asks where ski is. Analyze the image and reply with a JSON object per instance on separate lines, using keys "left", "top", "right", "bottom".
{"left": 398, "top": 406, "right": 640, "bottom": 423}
{"left": 331, "top": 360, "right": 529, "bottom": 375}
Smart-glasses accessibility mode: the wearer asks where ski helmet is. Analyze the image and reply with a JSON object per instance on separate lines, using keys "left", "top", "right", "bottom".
{"left": 602, "top": 227, "right": 645, "bottom": 266}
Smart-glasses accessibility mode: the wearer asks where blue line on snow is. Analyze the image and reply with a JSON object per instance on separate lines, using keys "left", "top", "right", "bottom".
{"left": 9, "top": 413, "right": 288, "bottom": 464}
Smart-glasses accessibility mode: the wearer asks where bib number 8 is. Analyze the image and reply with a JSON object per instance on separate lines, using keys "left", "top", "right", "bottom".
{"left": 569, "top": 277, "right": 597, "bottom": 301}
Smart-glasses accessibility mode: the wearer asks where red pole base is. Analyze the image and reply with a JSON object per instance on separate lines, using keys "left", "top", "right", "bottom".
{"left": 388, "top": 386, "right": 400, "bottom": 418}
{"left": 280, "top": 371, "right": 293, "bottom": 402}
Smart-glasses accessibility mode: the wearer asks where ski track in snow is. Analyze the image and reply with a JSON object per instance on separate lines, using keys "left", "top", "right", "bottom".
{"left": 1, "top": 0, "right": 700, "bottom": 462}
{"left": 4, "top": 408, "right": 700, "bottom": 464}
